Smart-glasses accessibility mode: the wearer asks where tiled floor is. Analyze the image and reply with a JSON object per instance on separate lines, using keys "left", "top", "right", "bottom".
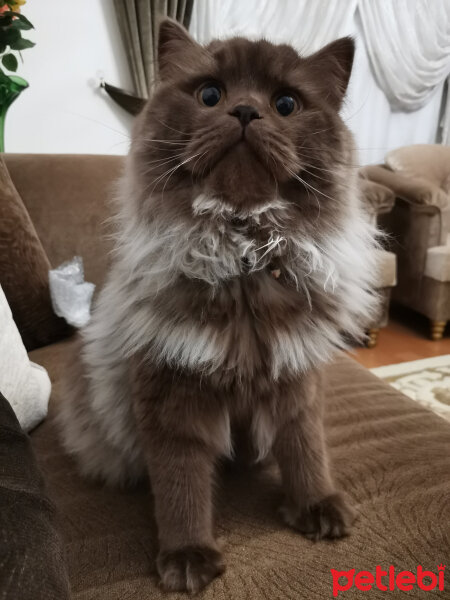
{"left": 352, "top": 305, "right": 450, "bottom": 369}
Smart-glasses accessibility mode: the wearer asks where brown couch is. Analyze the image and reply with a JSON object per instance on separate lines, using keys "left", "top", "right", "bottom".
{"left": 1, "top": 154, "right": 450, "bottom": 599}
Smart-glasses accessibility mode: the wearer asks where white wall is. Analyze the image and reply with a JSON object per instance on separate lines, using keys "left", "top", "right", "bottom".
{"left": 6, "top": 0, "right": 133, "bottom": 155}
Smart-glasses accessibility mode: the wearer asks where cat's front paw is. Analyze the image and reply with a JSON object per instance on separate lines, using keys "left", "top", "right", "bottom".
{"left": 157, "top": 545, "right": 225, "bottom": 593}
{"left": 280, "top": 492, "right": 356, "bottom": 541}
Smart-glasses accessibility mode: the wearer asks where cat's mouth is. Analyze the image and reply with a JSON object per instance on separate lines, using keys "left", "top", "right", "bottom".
{"left": 184, "top": 119, "right": 300, "bottom": 184}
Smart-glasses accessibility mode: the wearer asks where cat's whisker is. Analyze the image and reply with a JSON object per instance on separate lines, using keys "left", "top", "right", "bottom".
{"left": 289, "top": 168, "right": 336, "bottom": 203}
{"left": 295, "top": 151, "right": 359, "bottom": 167}
{"left": 149, "top": 152, "right": 203, "bottom": 197}
{"left": 108, "top": 140, "right": 132, "bottom": 150}
{"left": 199, "top": 149, "right": 213, "bottom": 181}
{"left": 191, "top": 150, "right": 209, "bottom": 179}
{"left": 297, "top": 159, "right": 365, "bottom": 190}
{"left": 143, "top": 153, "right": 188, "bottom": 172}
{"left": 152, "top": 116, "right": 191, "bottom": 136}
{"left": 142, "top": 139, "right": 190, "bottom": 145}
{"left": 286, "top": 167, "right": 323, "bottom": 221}
{"left": 142, "top": 144, "right": 190, "bottom": 154}
{"left": 300, "top": 174, "right": 322, "bottom": 223}
{"left": 305, "top": 125, "right": 336, "bottom": 137}
{"left": 298, "top": 164, "right": 360, "bottom": 194}
{"left": 297, "top": 159, "right": 360, "bottom": 173}
{"left": 160, "top": 155, "right": 198, "bottom": 199}
{"left": 67, "top": 111, "right": 132, "bottom": 139}
{"left": 300, "top": 174, "right": 319, "bottom": 221}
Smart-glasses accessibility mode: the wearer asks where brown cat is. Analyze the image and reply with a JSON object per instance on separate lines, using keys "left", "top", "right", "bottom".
{"left": 58, "top": 20, "right": 379, "bottom": 593}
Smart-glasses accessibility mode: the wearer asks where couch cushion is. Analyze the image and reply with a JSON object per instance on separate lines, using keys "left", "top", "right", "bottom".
{"left": 4, "top": 154, "right": 123, "bottom": 290}
{"left": 0, "top": 155, "right": 72, "bottom": 350}
{"left": 29, "top": 341, "right": 450, "bottom": 599}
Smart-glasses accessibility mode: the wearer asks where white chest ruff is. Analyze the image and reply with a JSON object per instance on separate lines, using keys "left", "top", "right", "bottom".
{"left": 105, "top": 194, "right": 379, "bottom": 380}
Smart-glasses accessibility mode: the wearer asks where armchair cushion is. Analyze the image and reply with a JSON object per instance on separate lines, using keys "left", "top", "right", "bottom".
{"left": 0, "top": 156, "right": 72, "bottom": 350}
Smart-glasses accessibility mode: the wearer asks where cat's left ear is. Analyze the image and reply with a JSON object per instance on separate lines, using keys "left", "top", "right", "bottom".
{"left": 158, "top": 19, "right": 210, "bottom": 80}
{"left": 305, "top": 37, "right": 355, "bottom": 110}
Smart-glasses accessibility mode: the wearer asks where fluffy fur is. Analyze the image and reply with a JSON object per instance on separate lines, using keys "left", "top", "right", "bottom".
{"left": 59, "top": 20, "right": 379, "bottom": 593}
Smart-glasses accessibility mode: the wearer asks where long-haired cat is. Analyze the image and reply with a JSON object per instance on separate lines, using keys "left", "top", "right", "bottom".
{"left": 59, "top": 20, "right": 378, "bottom": 592}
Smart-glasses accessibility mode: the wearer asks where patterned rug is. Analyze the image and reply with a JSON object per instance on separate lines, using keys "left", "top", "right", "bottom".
{"left": 371, "top": 355, "right": 450, "bottom": 423}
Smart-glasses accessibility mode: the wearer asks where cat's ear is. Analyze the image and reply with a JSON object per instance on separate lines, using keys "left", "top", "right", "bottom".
{"left": 305, "top": 37, "right": 355, "bottom": 110}
{"left": 158, "top": 19, "right": 208, "bottom": 80}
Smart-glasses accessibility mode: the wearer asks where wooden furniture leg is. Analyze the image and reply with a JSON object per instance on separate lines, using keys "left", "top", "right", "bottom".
{"left": 430, "top": 320, "right": 447, "bottom": 341}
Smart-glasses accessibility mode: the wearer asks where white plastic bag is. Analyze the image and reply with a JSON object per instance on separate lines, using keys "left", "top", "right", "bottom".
{"left": 49, "top": 256, "right": 95, "bottom": 328}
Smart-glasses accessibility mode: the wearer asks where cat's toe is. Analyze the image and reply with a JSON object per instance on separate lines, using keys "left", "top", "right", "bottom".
{"left": 157, "top": 545, "right": 225, "bottom": 593}
{"left": 280, "top": 492, "right": 356, "bottom": 541}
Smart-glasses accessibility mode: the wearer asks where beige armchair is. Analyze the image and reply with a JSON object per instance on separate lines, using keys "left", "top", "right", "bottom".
{"left": 364, "top": 144, "right": 450, "bottom": 340}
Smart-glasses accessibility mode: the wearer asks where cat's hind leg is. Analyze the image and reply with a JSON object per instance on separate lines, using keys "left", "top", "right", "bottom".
{"left": 57, "top": 340, "right": 146, "bottom": 487}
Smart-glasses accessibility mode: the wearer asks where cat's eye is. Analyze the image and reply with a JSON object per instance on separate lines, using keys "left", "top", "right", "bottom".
{"left": 274, "top": 95, "right": 296, "bottom": 116}
{"left": 199, "top": 85, "right": 222, "bottom": 107}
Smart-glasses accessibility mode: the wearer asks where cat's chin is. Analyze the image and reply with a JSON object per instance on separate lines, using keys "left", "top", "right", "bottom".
{"left": 203, "top": 142, "right": 279, "bottom": 207}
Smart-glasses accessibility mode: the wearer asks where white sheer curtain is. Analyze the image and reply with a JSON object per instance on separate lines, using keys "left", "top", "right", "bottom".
{"left": 189, "top": 0, "right": 450, "bottom": 164}
{"left": 343, "top": 11, "right": 445, "bottom": 164}
{"left": 190, "top": 0, "right": 357, "bottom": 51}
{"left": 358, "top": 0, "right": 450, "bottom": 111}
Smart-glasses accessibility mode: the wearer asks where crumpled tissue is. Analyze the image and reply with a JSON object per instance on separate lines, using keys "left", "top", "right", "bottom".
{"left": 49, "top": 256, "right": 95, "bottom": 328}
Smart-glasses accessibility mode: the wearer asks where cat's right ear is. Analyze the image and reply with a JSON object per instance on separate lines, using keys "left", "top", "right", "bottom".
{"left": 158, "top": 19, "right": 209, "bottom": 80}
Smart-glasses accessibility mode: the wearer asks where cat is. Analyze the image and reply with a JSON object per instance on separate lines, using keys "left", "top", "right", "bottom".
{"left": 58, "top": 19, "right": 379, "bottom": 593}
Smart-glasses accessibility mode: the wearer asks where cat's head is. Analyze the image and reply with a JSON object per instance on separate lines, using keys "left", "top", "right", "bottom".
{"left": 133, "top": 20, "right": 355, "bottom": 211}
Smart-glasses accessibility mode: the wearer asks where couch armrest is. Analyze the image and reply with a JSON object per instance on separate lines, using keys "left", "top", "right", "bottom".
{"left": 425, "top": 244, "right": 450, "bottom": 282}
{"left": 386, "top": 144, "right": 450, "bottom": 192}
{"left": 358, "top": 175, "right": 395, "bottom": 217}
{"left": 374, "top": 249, "right": 397, "bottom": 288}
{"left": 362, "top": 165, "right": 449, "bottom": 209}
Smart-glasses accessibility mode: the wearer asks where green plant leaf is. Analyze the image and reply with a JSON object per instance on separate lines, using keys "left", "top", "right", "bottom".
{"left": 0, "top": 42, "right": 6, "bottom": 53}
{"left": 2, "top": 26, "right": 19, "bottom": 44}
{"left": 4, "top": 12, "right": 33, "bottom": 29}
{"left": 9, "top": 36, "right": 34, "bottom": 50}
{"left": 0, "top": 15, "right": 14, "bottom": 26}
{"left": 2, "top": 52, "right": 17, "bottom": 71}
{"left": 10, "top": 19, "right": 32, "bottom": 31}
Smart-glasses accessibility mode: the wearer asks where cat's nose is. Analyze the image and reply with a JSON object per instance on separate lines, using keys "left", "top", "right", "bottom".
{"left": 229, "top": 105, "right": 261, "bottom": 127}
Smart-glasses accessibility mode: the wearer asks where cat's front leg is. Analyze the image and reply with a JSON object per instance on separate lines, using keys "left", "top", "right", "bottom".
{"left": 149, "top": 436, "right": 225, "bottom": 592}
{"left": 272, "top": 373, "right": 356, "bottom": 540}
{"left": 131, "top": 364, "right": 226, "bottom": 593}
